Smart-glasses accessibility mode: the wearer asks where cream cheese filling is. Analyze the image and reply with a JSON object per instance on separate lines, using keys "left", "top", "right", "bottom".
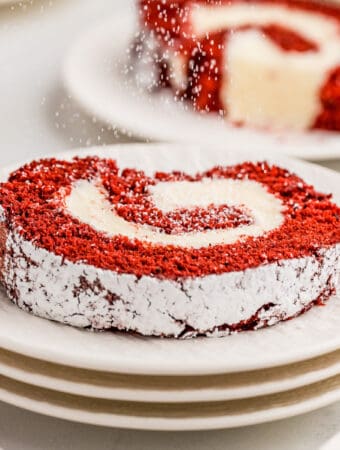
{"left": 65, "top": 178, "right": 284, "bottom": 249}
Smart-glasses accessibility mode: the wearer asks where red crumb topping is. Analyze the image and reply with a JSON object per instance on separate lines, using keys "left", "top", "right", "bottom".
{"left": 139, "top": 0, "right": 340, "bottom": 129}
{"left": 260, "top": 24, "right": 318, "bottom": 52}
{"left": 0, "top": 157, "right": 339, "bottom": 279}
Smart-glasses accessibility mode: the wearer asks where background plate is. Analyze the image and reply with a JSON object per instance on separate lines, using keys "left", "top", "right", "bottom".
{"left": 0, "top": 143, "right": 339, "bottom": 376}
{"left": 63, "top": 15, "right": 340, "bottom": 161}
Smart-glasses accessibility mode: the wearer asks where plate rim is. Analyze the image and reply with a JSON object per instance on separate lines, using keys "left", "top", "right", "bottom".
{"left": 0, "top": 371, "right": 340, "bottom": 430}
{"left": 0, "top": 346, "right": 340, "bottom": 403}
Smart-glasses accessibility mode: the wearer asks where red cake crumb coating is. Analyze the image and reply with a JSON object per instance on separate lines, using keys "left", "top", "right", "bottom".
{"left": 139, "top": 0, "right": 340, "bottom": 129}
{"left": 0, "top": 225, "right": 6, "bottom": 283}
{"left": 0, "top": 157, "right": 339, "bottom": 279}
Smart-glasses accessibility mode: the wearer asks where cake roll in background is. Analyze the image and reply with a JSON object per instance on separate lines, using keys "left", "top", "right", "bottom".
{"left": 134, "top": 0, "right": 340, "bottom": 131}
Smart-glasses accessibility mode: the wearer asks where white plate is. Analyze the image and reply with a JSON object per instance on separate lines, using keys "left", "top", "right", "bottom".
{"left": 63, "top": 14, "right": 340, "bottom": 161}
{"left": 0, "top": 143, "right": 339, "bottom": 376}
{"left": 321, "top": 432, "right": 340, "bottom": 450}
{"left": 1, "top": 372, "right": 340, "bottom": 430}
{"left": 1, "top": 347, "right": 340, "bottom": 403}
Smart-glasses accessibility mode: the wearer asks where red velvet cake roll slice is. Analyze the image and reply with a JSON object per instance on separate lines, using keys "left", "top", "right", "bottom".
{"left": 136, "top": 0, "right": 340, "bottom": 131}
{"left": 0, "top": 156, "right": 339, "bottom": 338}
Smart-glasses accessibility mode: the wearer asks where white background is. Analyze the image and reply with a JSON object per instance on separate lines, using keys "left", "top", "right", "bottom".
{"left": 0, "top": 0, "right": 340, "bottom": 448}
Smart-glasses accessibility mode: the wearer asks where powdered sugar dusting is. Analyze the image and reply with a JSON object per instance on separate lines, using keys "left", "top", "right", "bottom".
{"left": 1, "top": 228, "right": 339, "bottom": 337}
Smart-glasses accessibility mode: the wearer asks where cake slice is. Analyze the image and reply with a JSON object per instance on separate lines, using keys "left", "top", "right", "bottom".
{"left": 135, "top": 0, "right": 340, "bottom": 131}
{"left": 0, "top": 155, "right": 339, "bottom": 338}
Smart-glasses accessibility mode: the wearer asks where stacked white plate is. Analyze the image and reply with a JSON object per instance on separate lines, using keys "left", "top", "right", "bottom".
{"left": 0, "top": 143, "right": 340, "bottom": 430}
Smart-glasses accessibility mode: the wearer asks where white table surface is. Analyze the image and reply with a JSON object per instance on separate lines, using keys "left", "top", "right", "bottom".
{"left": 0, "top": 0, "right": 340, "bottom": 449}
